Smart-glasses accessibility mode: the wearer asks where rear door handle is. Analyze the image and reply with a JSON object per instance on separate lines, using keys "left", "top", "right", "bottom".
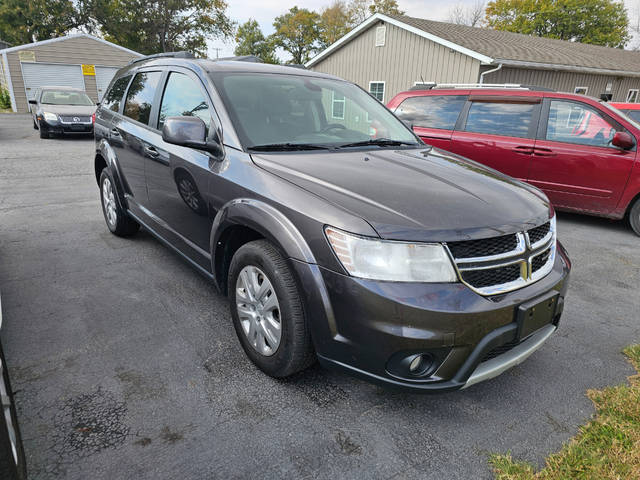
{"left": 533, "top": 148, "right": 556, "bottom": 157}
{"left": 512, "top": 146, "right": 534, "bottom": 154}
{"left": 144, "top": 146, "right": 160, "bottom": 158}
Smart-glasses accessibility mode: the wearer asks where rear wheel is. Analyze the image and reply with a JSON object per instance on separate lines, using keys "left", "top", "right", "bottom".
{"left": 0, "top": 342, "right": 27, "bottom": 480}
{"left": 99, "top": 169, "right": 139, "bottom": 237}
{"left": 228, "top": 240, "right": 315, "bottom": 377}
{"left": 629, "top": 197, "right": 640, "bottom": 236}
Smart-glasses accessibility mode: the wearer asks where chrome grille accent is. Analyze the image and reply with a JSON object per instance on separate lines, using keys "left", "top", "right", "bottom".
{"left": 446, "top": 217, "right": 557, "bottom": 296}
{"left": 59, "top": 115, "right": 92, "bottom": 124}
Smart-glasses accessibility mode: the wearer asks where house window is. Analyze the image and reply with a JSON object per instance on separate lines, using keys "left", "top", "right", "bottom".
{"left": 626, "top": 89, "right": 639, "bottom": 103}
{"left": 375, "top": 26, "right": 386, "bottom": 47}
{"left": 332, "top": 91, "right": 345, "bottom": 119}
{"left": 369, "top": 81, "right": 385, "bottom": 102}
{"left": 574, "top": 86, "right": 588, "bottom": 95}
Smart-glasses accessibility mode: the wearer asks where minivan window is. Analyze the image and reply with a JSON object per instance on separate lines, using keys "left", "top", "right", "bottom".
{"left": 212, "top": 73, "right": 418, "bottom": 149}
{"left": 394, "top": 95, "right": 466, "bottom": 130}
{"left": 464, "top": 101, "right": 536, "bottom": 138}
{"left": 546, "top": 100, "right": 617, "bottom": 148}
{"left": 123, "top": 71, "right": 162, "bottom": 125}
{"left": 158, "top": 72, "right": 211, "bottom": 131}
{"left": 102, "top": 75, "right": 131, "bottom": 113}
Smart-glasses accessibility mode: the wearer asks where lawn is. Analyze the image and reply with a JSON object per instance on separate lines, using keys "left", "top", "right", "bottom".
{"left": 491, "top": 345, "right": 640, "bottom": 479}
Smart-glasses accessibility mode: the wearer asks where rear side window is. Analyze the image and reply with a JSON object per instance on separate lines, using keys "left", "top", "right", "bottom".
{"left": 102, "top": 75, "right": 131, "bottom": 113}
{"left": 464, "top": 101, "right": 535, "bottom": 138}
{"left": 158, "top": 72, "right": 211, "bottom": 131}
{"left": 394, "top": 95, "right": 466, "bottom": 130}
{"left": 123, "top": 71, "right": 162, "bottom": 124}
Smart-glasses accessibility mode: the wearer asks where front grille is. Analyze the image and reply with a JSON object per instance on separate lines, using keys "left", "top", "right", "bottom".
{"left": 531, "top": 248, "right": 551, "bottom": 273}
{"left": 447, "top": 233, "right": 518, "bottom": 259}
{"left": 59, "top": 115, "right": 91, "bottom": 123}
{"left": 527, "top": 222, "right": 550, "bottom": 245}
{"left": 461, "top": 264, "right": 521, "bottom": 289}
{"left": 481, "top": 338, "right": 524, "bottom": 362}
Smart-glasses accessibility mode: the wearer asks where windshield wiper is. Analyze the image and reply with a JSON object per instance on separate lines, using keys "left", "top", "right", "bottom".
{"left": 336, "top": 138, "right": 419, "bottom": 149}
{"left": 247, "top": 143, "right": 331, "bottom": 152}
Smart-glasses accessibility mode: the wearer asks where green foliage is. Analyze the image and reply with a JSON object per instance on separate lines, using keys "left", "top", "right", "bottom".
{"left": 0, "top": 0, "right": 84, "bottom": 44}
{"left": 272, "top": 7, "right": 321, "bottom": 64}
{"left": 85, "top": 0, "right": 234, "bottom": 56}
{"left": 486, "top": 0, "right": 630, "bottom": 48}
{"left": 234, "top": 19, "right": 278, "bottom": 64}
{"left": 348, "top": 0, "right": 404, "bottom": 25}
{"left": 368, "top": 0, "right": 404, "bottom": 16}
{"left": 0, "top": 85, "right": 11, "bottom": 109}
{"left": 319, "top": 1, "right": 352, "bottom": 49}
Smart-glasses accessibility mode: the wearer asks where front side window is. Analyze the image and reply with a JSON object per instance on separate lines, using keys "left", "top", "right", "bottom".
{"left": 627, "top": 89, "right": 639, "bottom": 103}
{"left": 123, "top": 71, "right": 162, "bottom": 125}
{"left": 464, "top": 101, "right": 536, "bottom": 138}
{"left": 212, "top": 73, "right": 418, "bottom": 149}
{"left": 394, "top": 95, "right": 466, "bottom": 130}
{"left": 159, "top": 72, "right": 211, "bottom": 131}
{"left": 369, "top": 82, "right": 385, "bottom": 102}
{"left": 102, "top": 75, "right": 131, "bottom": 112}
{"left": 546, "top": 100, "right": 617, "bottom": 148}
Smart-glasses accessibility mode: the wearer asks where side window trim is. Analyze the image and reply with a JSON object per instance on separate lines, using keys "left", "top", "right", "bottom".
{"left": 107, "top": 74, "right": 134, "bottom": 115}
{"left": 121, "top": 67, "right": 166, "bottom": 128}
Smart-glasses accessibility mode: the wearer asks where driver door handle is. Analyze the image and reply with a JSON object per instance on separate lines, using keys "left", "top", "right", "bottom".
{"left": 144, "top": 145, "right": 160, "bottom": 158}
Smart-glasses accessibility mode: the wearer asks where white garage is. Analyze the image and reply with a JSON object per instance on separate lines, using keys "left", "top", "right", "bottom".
{"left": 0, "top": 34, "right": 141, "bottom": 113}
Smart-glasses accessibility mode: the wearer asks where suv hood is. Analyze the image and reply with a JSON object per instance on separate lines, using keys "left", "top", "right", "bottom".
{"left": 252, "top": 147, "right": 551, "bottom": 242}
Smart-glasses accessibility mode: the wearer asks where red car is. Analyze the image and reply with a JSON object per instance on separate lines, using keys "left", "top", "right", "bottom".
{"left": 610, "top": 102, "right": 640, "bottom": 123}
{"left": 388, "top": 86, "right": 640, "bottom": 236}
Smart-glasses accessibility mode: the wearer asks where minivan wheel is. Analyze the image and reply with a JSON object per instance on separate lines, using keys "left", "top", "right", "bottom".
{"left": 629, "top": 197, "right": 640, "bottom": 236}
{"left": 0, "top": 342, "right": 27, "bottom": 480}
{"left": 228, "top": 240, "right": 315, "bottom": 377}
{"left": 99, "top": 170, "right": 140, "bottom": 237}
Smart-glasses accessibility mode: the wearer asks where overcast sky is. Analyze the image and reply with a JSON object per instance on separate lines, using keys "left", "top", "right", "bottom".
{"left": 209, "top": 0, "right": 640, "bottom": 59}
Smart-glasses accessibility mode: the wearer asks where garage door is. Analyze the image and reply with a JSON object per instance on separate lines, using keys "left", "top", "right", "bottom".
{"left": 21, "top": 62, "right": 85, "bottom": 101}
{"left": 96, "top": 66, "right": 120, "bottom": 101}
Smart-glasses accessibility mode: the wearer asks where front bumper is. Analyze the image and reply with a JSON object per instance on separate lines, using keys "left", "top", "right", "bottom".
{"left": 40, "top": 118, "right": 93, "bottom": 134}
{"left": 292, "top": 241, "right": 571, "bottom": 392}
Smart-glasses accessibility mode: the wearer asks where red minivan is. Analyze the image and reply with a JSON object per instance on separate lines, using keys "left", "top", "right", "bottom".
{"left": 388, "top": 87, "right": 640, "bottom": 236}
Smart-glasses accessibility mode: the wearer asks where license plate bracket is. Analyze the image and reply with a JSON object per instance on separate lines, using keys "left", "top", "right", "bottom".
{"left": 516, "top": 291, "right": 559, "bottom": 340}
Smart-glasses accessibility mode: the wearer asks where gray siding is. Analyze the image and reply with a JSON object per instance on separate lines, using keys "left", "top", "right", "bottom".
{"left": 480, "top": 66, "right": 640, "bottom": 102}
{"left": 310, "top": 20, "right": 481, "bottom": 102}
{"left": 6, "top": 36, "right": 139, "bottom": 112}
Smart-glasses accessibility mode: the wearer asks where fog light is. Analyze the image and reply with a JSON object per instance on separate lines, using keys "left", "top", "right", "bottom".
{"left": 409, "top": 355, "right": 423, "bottom": 373}
{"left": 407, "top": 354, "right": 432, "bottom": 376}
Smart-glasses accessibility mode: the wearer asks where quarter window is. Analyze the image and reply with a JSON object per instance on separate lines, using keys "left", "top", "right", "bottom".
{"left": 159, "top": 72, "right": 211, "bottom": 131}
{"left": 123, "top": 71, "right": 162, "bottom": 124}
{"left": 546, "top": 100, "right": 617, "bottom": 148}
{"left": 331, "top": 91, "right": 345, "bottom": 119}
{"left": 626, "top": 89, "right": 639, "bottom": 103}
{"left": 464, "top": 101, "right": 536, "bottom": 138}
{"left": 395, "top": 95, "right": 466, "bottom": 130}
{"left": 369, "top": 82, "right": 385, "bottom": 102}
{"left": 102, "top": 75, "right": 131, "bottom": 113}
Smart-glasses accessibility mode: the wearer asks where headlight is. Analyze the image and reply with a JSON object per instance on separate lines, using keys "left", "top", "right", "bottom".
{"left": 325, "top": 227, "right": 457, "bottom": 282}
{"left": 43, "top": 112, "right": 58, "bottom": 122}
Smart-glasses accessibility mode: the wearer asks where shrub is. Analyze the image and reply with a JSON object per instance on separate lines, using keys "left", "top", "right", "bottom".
{"left": 0, "top": 86, "right": 11, "bottom": 109}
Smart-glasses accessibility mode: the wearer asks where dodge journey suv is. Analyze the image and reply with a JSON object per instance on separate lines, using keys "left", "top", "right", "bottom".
{"left": 93, "top": 54, "right": 570, "bottom": 391}
{"left": 389, "top": 85, "right": 640, "bottom": 236}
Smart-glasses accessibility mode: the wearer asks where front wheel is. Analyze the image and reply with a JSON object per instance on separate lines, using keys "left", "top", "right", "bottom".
{"left": 0, "top": 342, "right": 27, "bottom": 480}
{"left": 228, "top": 240, "right": 315, "bottom": 377}
{"left": 629, "top": 197, "right": 640, "bottom": 236}
{"left": 99, "top": 170, "right": 139, "bottom": 237}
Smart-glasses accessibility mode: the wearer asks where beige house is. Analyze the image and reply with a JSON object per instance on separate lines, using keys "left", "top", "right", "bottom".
{"left": 0, "top": 34, "right": 141, "bottom": 113}
{"left": 307, "top": 13, "right": 640, "bottom": 104}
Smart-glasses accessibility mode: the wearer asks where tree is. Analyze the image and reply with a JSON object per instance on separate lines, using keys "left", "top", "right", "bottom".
{"left": 234, "top": 19, "right": 279, "bottom": 63}
{"left": 368, "top": 0, "right": 404, "bottom": 16}
{"left": 347, "top": 0, "right": 404, "bottom": 25}
{"left": 447, "top": 1, "right": 486, "bottom": 27}
{"left": 319, "top": 1, "right": 352, "bottom": 48}
{"left": 486, "top": 0, "right": 630, "bottom": 48}
{"left": 272, "top": 7, "right": 321, "bottom": 64}
{"left": 0, "top": 0, "right": 83, "bottom": 44}
{"left": 86, "top": 0, "right": 234, "bottom": 56}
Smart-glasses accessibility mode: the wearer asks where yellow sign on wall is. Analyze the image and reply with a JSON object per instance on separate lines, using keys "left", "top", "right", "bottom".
{"left": 82, "top": 64, "right": 96, "bottom": 76}
{"left": 18, "top": 51, "right": 35, "bottom": 62}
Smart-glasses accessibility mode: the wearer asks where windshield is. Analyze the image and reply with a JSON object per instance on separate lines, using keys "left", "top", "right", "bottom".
{"left": 600, "top": 101, "right": 640, "bottom": 130}
{"left": 41, "top": 90, "right": 94, "bottom": 106}
{"left": 211, "top": 72, "right": 420, "bottom": 150}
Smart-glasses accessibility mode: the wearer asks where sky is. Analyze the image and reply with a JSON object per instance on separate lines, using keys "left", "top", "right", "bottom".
{"left": 208, "top": 0, "right": 640, "bottom": 60}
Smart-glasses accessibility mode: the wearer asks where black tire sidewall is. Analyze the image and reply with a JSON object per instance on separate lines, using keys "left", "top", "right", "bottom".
{"left": 0, "top": 342, "right": 26, "bottom": 480}
{"left": 630, "top": 198, "right": 640, "bottom": 236}
{"left": 228, "top": 241, "right": 311, "bottom": 377}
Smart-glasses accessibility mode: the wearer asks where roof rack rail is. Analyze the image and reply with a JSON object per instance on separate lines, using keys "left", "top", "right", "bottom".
{"left": 128, "top": 51, "right": 195, "bottom": 64}
{"left": 217, "top": 55, "right": 262, "bottom": 63}
{"left": 430, "top": 83, "right": 554, "bottom": 92}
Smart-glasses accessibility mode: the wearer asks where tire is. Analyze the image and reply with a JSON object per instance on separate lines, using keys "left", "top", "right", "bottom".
{"left": 32, "top": 119, "right": 38, "bottom": 130}
{"left": 629, "top": 197, "right": 640, "bottom": 236}
{"left": 228, "top": 240, "right": 315, "bottom": 377}
{"left": 38, "top": 126, "right": 48, "bottom": 139}
{"left": 0, "top": 341, "right": 27, "bottom": 480}
{"left": 99, "top": 169, "right": 140, "bottom": 237}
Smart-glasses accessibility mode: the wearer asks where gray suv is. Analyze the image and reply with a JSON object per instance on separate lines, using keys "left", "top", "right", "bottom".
{"left": 93, "top": 53, "right": 571, "bottom": 391}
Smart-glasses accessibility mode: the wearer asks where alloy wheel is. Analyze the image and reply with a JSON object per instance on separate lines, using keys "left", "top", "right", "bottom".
{"left": 235, "top": 265, "right": 282, "bottom": 356}
{"left": 102, "top": 177, "right": 117, "bottom": 227}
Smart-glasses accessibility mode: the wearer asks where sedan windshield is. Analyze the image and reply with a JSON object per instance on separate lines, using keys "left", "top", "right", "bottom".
{"left": 41, "top": 90, "right": 94, "bottom": 106}
{"left": 212, "top": 72, "right": 420, "bottom": 150}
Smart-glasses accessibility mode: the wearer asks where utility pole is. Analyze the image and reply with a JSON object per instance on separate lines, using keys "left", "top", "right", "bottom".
{"left": 210, "top": 47, "right": 223, "bottom": 59}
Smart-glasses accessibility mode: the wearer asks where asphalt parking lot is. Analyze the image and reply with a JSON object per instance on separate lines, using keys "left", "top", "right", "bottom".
{"left": 0, "top": 112, "right": 639, "bottom": 480}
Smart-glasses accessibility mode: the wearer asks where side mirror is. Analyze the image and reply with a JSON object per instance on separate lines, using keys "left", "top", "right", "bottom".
{"left": 162, "top": 116, "right": 223, "bottom": 158}
{"left": 28, "top": 99, "right": 37, "bottom": 105}
{"left": 611, "top": 131, "right": 634, "bottom": 150}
